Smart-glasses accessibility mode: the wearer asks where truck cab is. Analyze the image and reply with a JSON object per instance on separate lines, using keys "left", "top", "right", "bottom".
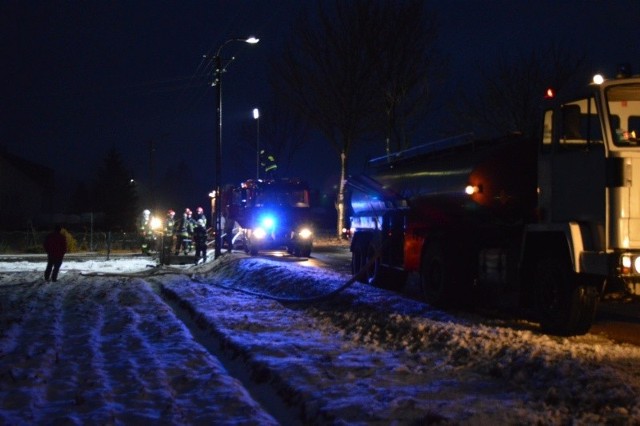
{"left": 528, "top": 69, "right": 640, "bottom": 296}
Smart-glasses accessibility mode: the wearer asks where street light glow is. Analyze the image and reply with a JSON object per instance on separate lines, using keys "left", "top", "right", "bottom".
{"left": 246, "top": 37, "right": 260, "bottom": 44}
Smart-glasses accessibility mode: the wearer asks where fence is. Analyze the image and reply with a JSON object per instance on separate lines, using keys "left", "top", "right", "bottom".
{"left": 0, "top": 230, "right": 143, "bottom": 254}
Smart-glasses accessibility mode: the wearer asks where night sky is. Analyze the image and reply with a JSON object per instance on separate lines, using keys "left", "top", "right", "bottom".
{"left": 2, "top": 1, "right": 639, "bottom": 211}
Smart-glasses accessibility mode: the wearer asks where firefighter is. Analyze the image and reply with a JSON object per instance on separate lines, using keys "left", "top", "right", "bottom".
{"left": 165, "top": 209, "right": 176, "bottom": 236}
{"left": 162, "top": 209, "right": 176, "bottom": 261}
{"left": 222, "top": 204, "right": 240, "bottom": 252}
{"left": 138, "top": 209, "right": 154, "bottom": 254}
{"left": 259, "top": 149, "right": 278, "bottom": 178}
{"left": 192, "top": 206, "right": 208, "bottom": 263}
{"left": 174, "top": 208, "right": 194, "bottom": 255}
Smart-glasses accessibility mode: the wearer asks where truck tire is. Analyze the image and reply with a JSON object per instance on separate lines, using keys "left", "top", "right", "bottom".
{"left": 420, "top": 243, "right": 454, "bottom": 307}
{"left": 351, "top": 244, "right": 365, "bottom": 283}
{"left": 351, "top": 233, "right": 374, "bottom": 283}
{"left": 534, "top": 256, "right": 598, "bottom": 336}
{"left": 293, "top": 244, "right": 312, "bottom": 258}
{"left": 352, "top": 237, "right": 392, "bottom": 287}
{"left": 352, "top": 243, "right": 378, "bottom": 284}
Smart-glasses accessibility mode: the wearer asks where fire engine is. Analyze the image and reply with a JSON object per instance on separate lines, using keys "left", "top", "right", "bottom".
{"left": 349, "top": 66, "right": 640, "bottom": 335}
{"left": 222, "top": 178, "right": 314, "bottom": 256}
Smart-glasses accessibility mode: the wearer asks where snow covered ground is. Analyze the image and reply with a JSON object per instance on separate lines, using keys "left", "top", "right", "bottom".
{"left": 1, "top": 248, "right": 640, "bottom": 424}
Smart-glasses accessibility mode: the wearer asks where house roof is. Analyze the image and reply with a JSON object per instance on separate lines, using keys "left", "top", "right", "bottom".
{"left": 0, "top": 146, "right": 55, "bottom": 190}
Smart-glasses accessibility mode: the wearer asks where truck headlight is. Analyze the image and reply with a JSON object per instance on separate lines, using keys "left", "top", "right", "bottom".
{"left": 621, "top": 254, "right": 640, "bottom": 274}
{"left": 253, "top": 227, "right": 267, "bottom": 239}
{"left": 298, "top": 228, "right": 312, "bottom": 239}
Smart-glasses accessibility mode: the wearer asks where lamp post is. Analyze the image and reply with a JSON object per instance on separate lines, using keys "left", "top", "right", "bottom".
{"left": 253, "top": 108, "right": 260, "bottom": 180}
{"left": 213, "top": 36, "right": 259, "bottom": 258}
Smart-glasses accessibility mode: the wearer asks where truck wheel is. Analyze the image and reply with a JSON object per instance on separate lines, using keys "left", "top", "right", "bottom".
{"left": 420, "top": 243, "right": 453, "bottom": 307}
{"left": 352, "top": 245, "right": 377, "bottom": 283}
{"left": 352, "top": 243, "right": 384, "bottom": 284}
{"left": 292, "top": 244, "right": 311, "bottom": 258}
{"left": 352, "top": 239, "right": 373, "bottom": 283}
{"left": 534, "top": 256, "right": 598, "bottom": 336}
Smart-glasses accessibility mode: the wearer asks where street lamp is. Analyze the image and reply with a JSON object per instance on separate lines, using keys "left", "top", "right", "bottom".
{"left": 213, "top": 36, "right": 259, "bottom": 259}
{"left": 253, "top": 108, "right": 260, "bottom": 180}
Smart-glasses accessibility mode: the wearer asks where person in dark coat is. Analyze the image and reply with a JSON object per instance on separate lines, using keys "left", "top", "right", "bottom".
{"left": 44, "top": 225, "right": 67, "bottom": 282}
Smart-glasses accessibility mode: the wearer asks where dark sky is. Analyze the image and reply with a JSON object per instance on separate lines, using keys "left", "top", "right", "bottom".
{"left": 2, "top": 0, "right": 639, "bottom": 210}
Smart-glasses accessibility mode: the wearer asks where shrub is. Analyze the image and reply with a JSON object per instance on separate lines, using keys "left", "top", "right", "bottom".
{"left": 61, "top": 228, "right": 78, "bottom": 253}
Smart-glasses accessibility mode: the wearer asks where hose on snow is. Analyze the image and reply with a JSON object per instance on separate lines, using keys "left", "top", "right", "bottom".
{"left": 189, "top": 241, "right": 386, "bottom": 304}
{"left": 80, "top": 241, "right": 386, "bottom": 304}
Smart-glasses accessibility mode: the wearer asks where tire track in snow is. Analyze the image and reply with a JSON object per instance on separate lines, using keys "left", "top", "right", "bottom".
{"left": 0, "top": 274, "right": 279, "bottom": 424}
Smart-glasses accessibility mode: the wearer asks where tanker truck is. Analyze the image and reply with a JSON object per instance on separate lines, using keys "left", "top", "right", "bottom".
{"left": 349, "top": 68, "right": 640, "bottom": 335}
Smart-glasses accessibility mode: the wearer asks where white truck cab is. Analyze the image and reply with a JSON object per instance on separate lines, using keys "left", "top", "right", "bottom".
{"left": 531, "top": 67, "right": 640, "bottom": 296}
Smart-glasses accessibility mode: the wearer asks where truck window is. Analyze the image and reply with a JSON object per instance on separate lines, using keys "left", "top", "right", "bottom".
{"left": 256, "top": 190, "right": 310, "bottom": 208}
{"left": 231, "top": 188, "right": 248, "bottom": 207}
{"left": 559, "top": 98, "right": 602, "bottom": 149}
{"left": 607, "top": 83, "right": 640, "bottom": 146}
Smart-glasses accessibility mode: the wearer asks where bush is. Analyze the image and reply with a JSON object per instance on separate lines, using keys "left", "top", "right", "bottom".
{"left": 61, "top": 228, "right": 78, "bottom": 253}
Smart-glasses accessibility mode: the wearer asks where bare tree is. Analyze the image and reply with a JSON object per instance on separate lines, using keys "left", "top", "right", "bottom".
{"left": 373, "top": 1, "right": 441, "bottom": 153}
{"left": 270, "top": 0, "right": 441, "bottom": 237}
{"left": 453, "top": 43, "right": 588, "bottom": 139}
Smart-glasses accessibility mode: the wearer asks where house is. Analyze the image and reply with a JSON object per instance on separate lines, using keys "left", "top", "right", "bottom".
{"left": 0, "top": 147, "right": 55, "bottom": 230}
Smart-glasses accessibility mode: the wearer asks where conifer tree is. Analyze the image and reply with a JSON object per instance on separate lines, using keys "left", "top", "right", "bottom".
{"left": 93, "top": 147, "right": 139, "bottom": 231}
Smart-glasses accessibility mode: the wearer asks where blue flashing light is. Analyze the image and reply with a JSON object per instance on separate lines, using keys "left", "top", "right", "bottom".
{"left": 260, "top": 215, "right": 275, "bottom": 229}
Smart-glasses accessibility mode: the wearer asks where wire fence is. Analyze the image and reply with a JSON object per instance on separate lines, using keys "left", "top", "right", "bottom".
{"left": 0, "top": 230, "right": 144, "bottom": 254}
{"left": 0, "top": 227, "right": 348, "bottom": 255}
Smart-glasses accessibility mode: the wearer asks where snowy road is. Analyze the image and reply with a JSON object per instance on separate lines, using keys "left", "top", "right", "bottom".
{"left": 1, "top": 251, "right": 640, "bottom": 424}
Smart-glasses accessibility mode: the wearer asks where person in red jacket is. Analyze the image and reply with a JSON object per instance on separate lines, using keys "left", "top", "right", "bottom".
{"left": 44, "top": 225, "right": 67, "bottom": 282}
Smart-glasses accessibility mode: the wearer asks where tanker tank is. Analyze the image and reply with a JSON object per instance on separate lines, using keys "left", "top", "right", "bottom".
{"left": 350, "top": 133, "right": 538, "bottom": 226}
